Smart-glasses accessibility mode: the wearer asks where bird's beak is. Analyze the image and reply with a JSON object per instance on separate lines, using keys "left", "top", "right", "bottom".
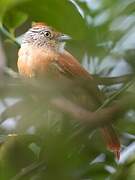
{"left": 57, "top": 34, "right": 71, "bottom": 42}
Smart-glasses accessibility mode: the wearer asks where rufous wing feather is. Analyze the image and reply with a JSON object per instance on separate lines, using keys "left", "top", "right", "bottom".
{"left": 101, "top": 125, "right": 120, "bottom": 160}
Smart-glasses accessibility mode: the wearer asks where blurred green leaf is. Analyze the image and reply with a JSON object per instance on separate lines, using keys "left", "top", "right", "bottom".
{"left": 2, "top": 0, "right": 88, "bottom": 39}
{"left": 0, "top": 0, "right": 23, "bottom": 21}
{"left": 110, "top": 156, "right": 135, "bottom": 180}
{"left": 0, "top": 0, "right": 135, "bottom": 179}
{"left": 3, "top": 10, "right": 27, "bottom": 34}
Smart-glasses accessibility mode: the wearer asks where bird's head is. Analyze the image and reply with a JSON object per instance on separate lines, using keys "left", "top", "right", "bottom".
{"left": 22, "top": 22, "right": 71, "bottom": 52}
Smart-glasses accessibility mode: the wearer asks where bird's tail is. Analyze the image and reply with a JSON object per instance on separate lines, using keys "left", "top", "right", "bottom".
{"left": 101, "top": 125, "right": 120, "bottom": 160}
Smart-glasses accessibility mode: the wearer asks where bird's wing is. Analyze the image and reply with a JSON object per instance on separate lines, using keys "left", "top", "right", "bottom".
{"left": 51, "top": 50, "right": 104, "bottom": 104}
{"left": 55, "top": 50, "right": 93, "bottom": 79}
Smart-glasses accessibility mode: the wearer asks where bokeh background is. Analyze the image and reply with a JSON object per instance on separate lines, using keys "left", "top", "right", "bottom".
{"left": 0, "top": 0, "right": 135, "bottom": 179}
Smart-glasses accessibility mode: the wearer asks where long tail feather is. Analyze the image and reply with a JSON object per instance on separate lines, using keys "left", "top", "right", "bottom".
{"left": 101, "top": 125, "right": 120, "bottom": 160}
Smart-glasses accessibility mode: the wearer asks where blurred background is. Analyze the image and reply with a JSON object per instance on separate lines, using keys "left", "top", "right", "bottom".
{"left": 0, "top": 0, "right": 135, "bottom": 179}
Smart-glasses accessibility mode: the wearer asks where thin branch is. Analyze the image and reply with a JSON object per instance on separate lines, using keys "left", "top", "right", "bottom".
{"left": 93, "top": 74, "right": 134, "bottom": 85}
{"left": 11, "top": 161, "right": 45, "bottom": 180}
{"left": 98, "top": 80, "right": 133, "bottom": 110}
{"left": 51, "top": 95, "right": 132, "bottom": 128}
{"left": 0, "top": 23, "right": 20, "bottom": 47}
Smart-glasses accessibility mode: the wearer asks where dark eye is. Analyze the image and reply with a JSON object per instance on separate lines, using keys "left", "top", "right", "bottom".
{"left": 44, "top": 31, "right": 51, "bottom": 38}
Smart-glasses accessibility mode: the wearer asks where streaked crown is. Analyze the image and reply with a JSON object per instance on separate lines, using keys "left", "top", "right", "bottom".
{"left": 22, "top": 22, "right": 70, "bottom": 52}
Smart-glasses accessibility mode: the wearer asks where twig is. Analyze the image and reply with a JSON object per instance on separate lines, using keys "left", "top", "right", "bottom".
{"left": 98, "top": 80, "right": 133, "bottom": 110}
{"left": 93, "top": 74, "right": 134, "bottom": 85}
{"left": 51, "top": 95, "right": 132, "bottom": 127}
{"left": 0, "top": 23, "right": 20, "bottom": 47}
{"left": 11, "top": 161, "right": 45, "bottom": 180}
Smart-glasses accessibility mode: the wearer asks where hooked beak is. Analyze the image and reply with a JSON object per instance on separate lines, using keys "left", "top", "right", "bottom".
{"left": 57, "top": 34, "right": 72, "bottom": 42}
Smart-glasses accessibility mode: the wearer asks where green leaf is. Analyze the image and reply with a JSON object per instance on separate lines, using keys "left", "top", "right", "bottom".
{"left": 3, "top": 0, "right": 88, "bottom": 39}
{"left": 0, "top": 0, "right": 23, "bottom": 21}
{"left": 3, "top": 10, "right": 27, "bottom": 34}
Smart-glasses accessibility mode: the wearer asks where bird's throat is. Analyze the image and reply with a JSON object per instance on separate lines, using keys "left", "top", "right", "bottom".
{"left": 57, "top": 42, "right": 65, "bottom": 53}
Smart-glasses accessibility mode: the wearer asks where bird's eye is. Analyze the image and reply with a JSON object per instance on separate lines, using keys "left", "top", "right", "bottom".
{"left": 44, "top": 31, "right": 51, "bottom": 38}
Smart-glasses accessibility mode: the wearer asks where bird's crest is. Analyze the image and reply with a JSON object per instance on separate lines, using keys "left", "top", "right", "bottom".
{"left": 32, "top": 22, "right": 47, "bottom": 28}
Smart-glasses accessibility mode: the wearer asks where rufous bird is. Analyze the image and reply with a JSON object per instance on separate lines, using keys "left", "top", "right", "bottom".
{"left": 17, "top": 22, "right": 120, "bottom": 159}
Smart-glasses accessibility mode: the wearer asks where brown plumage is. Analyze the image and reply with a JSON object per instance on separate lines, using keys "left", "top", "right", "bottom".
{"left": 17, "top": 22, "right": 120, "bottom": 159}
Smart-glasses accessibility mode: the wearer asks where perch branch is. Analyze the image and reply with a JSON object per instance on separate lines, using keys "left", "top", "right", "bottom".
{"left": 51, "top": 93, "right": 134, "bottom": 128}
{"left": 94, "top": 74, "right": 134, "bottom": 85}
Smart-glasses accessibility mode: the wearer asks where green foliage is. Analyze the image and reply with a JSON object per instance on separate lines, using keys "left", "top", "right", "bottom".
{"left": 1, "top": 0, "right": 88, "bottom": 39}
{"left": 0, "top": 0, "right": 135, "bottom": 180}
{"left": 0, "top": 0, "right": 23, "bottom": 21}
{"left": 3, "top": 10, "right": 27, "bottom": 34}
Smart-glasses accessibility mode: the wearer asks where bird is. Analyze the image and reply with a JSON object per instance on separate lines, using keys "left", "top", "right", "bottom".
{"left": 17, "top": 22, "right": 120, "bottom": 159}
